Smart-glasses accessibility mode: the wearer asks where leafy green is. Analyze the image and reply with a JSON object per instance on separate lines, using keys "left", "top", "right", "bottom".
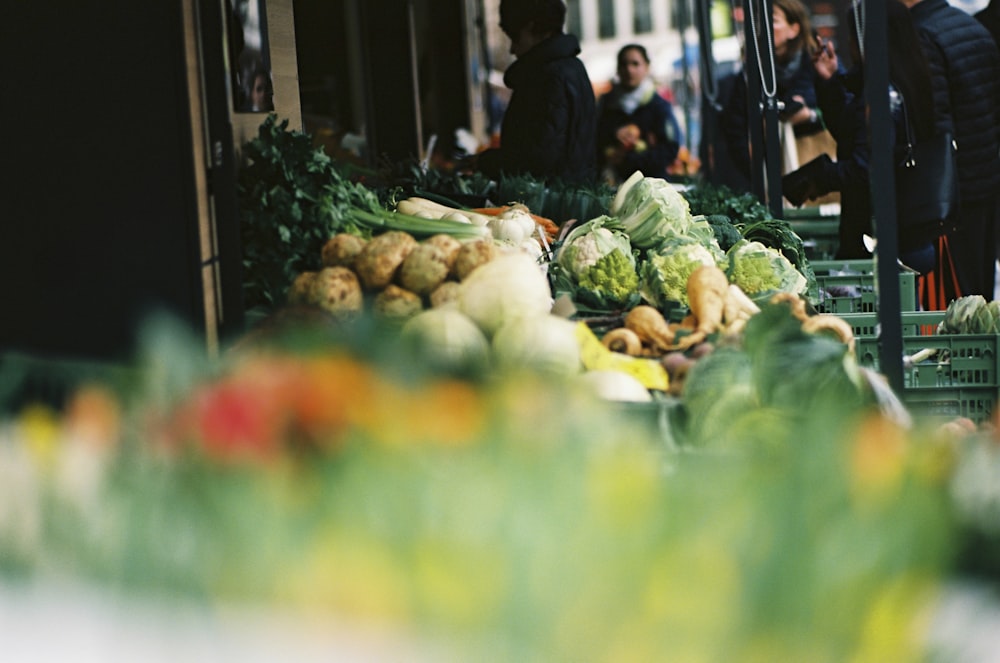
{"left": 681, "top": 182, "right": 773, "bottom": 225}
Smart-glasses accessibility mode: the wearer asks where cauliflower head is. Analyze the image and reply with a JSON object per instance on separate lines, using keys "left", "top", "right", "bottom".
{"left": 555, "top": 217, "right": 639, "bottom": 308}
{"left": 608, "top": 172, "right": 703, "bottom": 249}
{"left": 726, "top": 240, "right": 807, "bottom": 297}
{"left": 638, "top": 239, "right": 725, "bottom": 307}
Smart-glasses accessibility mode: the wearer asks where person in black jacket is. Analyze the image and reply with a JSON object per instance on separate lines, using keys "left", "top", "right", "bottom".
{"left": 595, "top": 43, "right": 682, "bottom": 183}
{"left": 976, "top": 0, "right": 1000, "bottom": 49}
{"left": 781, "top": 0, "right": 947, "bottom": 272}
{"left": 903, "top": 0, "right": 1000, "bottom": 298}
{"left": 471, "top": 0, "right": 597, "bottom": 184}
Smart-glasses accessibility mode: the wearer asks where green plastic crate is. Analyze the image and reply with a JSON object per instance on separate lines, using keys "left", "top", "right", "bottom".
{"left": 810, "top": 259, "right": 917, "bottom": 314}
{"left": 788, "top": 216, "right": 840, "bottom": 262}
{"left": 838, "top": 311, "right": 998, "bottom": 423}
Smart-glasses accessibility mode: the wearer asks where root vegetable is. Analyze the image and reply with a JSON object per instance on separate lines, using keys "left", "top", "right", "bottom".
{"left": 321, "top": 233, "right": 367, "bottom": 268}
{"left": 423, "top": 234, "right": 462, "bottom": 271}
{"left": 354, "top": 231, "right": 418, "bottom": 290}
{"left": 601, "top": 327, "right": 643, "bottom": 355}
{"left": 452, "top": 238, "right": 499, "bottom": 281}
{"left": 429, "top": 281, "right": 461, "bottom": 308}
{"left": 624, "top": 305, "right": 675, "bottom": 354}
{"left": 673, "top": 264, "right": 729, "bottom": 351}
{"left": 801, "top": 314, "right": 856, "bottom": 353}
{"left": 287, "top": 271, "right": 318, "bottom": 306}
{"left": 724, "top": 284, "right": 760, "bottom": 327}
{"left": 373, "top": 284, "right": 423, "bottom": 320}
{"left": 769, "top": 292, "right": 808, "bottom": 321}
{"left": 309, "top": 266, "right": 363, "bottom": 318}
{"left": 398, "top": 243, "right": 451, "bottom": 295}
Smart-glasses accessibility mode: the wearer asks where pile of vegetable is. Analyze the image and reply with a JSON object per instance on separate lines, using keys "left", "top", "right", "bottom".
{"left": 284, "top": 228, "right": 551, "bottom": 327}
{"left": 549, "top": 173, "right": 815, "bottom": 318}
{"left": 238, "top": 116, "right": 494, "bottom": 311}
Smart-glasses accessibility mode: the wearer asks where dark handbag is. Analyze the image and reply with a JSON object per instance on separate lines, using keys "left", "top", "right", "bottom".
{"left": 894, "top": 92, "right": 959, "bottom": 243}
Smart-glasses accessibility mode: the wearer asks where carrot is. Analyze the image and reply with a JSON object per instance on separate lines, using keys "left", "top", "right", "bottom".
{"left": 472, "top": 205, "right": 560, "bottom": 241}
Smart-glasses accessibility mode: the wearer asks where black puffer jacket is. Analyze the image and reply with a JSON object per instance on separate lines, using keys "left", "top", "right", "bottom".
{"left": 477, "top": 33, "right": 597, "bottom": 184}
{"left": 911, "top": 0, "right": 1000, "bottom": 203}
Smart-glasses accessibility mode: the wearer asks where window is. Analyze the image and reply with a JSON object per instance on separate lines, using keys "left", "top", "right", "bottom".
{"left": 566, "top": 0, "right": 583, "bottom": 37}
{"left": 598, "top": 0, "right": 616, "bottom": 38}
{"left": 634, "top": 0, "right": 653, "bottom": 34}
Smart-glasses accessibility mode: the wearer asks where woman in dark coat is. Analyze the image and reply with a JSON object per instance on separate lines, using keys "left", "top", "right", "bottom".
{"left": 473, "top": 0, "right": 597, "bottom": 184}
{"left": 781, "top": 0, "right": 947, "bottom": 272}
{"left": 721, "top": 0, "right": 822, "bottom": 186}
{"left": 595, "top": 44, "right": 682, "bottom": 183}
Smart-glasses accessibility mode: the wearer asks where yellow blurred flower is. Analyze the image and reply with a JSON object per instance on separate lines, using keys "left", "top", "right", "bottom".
{"left": 851, "top": 574, "right": 938, "bottom": 663}
{"left": 17, "top": 403, "right": 60, "bottom": 468}
{"left": 279, "top": 527, "right": 411, "bottom": 623}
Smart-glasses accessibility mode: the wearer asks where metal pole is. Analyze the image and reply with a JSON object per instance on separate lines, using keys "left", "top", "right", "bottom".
{"left": 742, "top": 0, "right": 783, "bottom": 217}
{"left": 695, "top": 0, "right": 720, "bottom": 181}
{"left": 742, "top": 0, "right": 766, "bottom": 201}
{"left": 863, "top": 0, "right": 904, "bottom": 393}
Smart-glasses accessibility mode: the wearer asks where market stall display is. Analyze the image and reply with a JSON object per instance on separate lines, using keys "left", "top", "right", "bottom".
{"left": 5, "top": 115, "right": 1000, "bottom": 660}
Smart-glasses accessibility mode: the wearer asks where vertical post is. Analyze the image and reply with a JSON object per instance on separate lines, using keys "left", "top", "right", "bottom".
{"left": 742, "top": 0, "right": 783, "bottom": 217}
{"left": 742, "top": 0, "right": 766, "bottom": 202}
{"left": 359, "top": 0, "right": 424, "bottom": 165}
{"left": 863, "top": 0, "right": 904, "bottom": 393}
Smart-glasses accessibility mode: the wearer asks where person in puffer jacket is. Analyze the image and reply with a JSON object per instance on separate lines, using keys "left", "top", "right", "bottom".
{"left": 473, "top": 0, "right": 597, "bottom": 184}
{"left": 902, "top": 0, "right": 1000, "bottom": 298}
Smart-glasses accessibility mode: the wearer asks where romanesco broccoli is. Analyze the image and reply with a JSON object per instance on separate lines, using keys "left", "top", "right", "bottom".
{"left": 554, "top": 216, "right": 640, "bottom": 309}
{"left": 726, "top": 240, "right": 807, "bottom": 297}
{"left": 638, "top": 240, "right": 725, "bottom": 307}
{"left": 578, "top": 250, "right": 640, "bottom": 304}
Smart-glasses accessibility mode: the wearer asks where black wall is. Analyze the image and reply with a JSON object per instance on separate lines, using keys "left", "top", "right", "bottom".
{"left": 3, "top": 1, "right": 204, "bottom": 361}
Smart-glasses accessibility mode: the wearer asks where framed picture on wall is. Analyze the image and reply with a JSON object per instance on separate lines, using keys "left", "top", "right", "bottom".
{"left": 228, "top": 0, "right": 273, "bottom": 113}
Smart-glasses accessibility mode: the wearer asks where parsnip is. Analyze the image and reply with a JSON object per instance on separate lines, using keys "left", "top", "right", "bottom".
{"left": 671, "top": 265, "right": 729, "bottom": 350}
{"left": 624, "top": 305, "right": 675, "bottom": 354}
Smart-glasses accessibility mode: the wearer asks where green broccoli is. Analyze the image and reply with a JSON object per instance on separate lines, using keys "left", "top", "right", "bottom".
{"left": 703, "top": 214, "right": 743, "bottom": 252}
